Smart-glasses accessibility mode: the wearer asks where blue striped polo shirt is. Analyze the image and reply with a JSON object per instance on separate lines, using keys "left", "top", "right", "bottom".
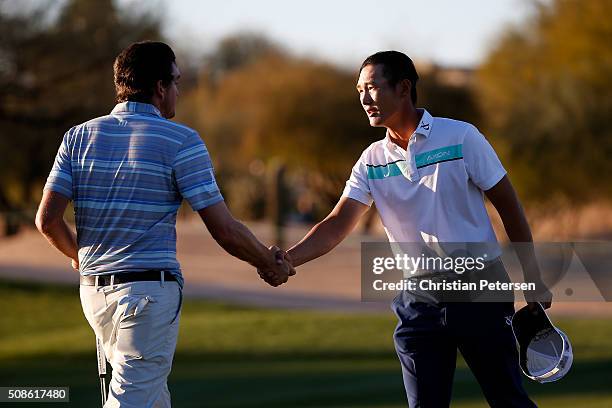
{"left": 43, "top": 102, "right": 224, "bottom": 285}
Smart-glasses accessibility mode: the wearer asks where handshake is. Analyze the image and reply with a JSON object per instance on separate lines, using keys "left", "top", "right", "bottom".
{"left": 257, "top": 246, "right": 295, "bottom": 287}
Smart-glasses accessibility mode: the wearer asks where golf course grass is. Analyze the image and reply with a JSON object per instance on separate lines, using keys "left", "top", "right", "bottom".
{"left": 0, "top": 279, "right": 610, "bottom": 407}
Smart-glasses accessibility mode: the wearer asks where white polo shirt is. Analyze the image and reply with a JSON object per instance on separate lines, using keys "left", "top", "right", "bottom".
{"left": 343, "top": 109, "right": 506, "bottom": 245}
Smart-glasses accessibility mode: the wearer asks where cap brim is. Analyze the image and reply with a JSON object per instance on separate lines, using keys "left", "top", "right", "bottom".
{"left": 512, "top": 304, "right": 573, "bottom": 382}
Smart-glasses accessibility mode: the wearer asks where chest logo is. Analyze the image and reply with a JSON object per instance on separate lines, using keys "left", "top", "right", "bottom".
{"left": 415, "top": 144, "right": 463, "bottom": 169}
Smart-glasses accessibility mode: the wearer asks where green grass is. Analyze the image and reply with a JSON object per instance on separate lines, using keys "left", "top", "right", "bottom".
{"left": 0, "top": 279, "right": 610, "bottom": 407}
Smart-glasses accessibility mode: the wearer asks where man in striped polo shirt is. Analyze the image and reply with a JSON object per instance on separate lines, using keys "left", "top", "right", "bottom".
{"left": 36, "top": 41, "right": 293, "bottom": 407}
{"left": 275, "top": 51, "right": 551, "bottom": 406}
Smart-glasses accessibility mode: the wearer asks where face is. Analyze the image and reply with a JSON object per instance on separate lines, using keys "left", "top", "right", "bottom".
{"left": 356, "top": 64, "right": 403, "bottom": 128}
{"left": 160, "top": 62, "right": 180, "bottom": 119}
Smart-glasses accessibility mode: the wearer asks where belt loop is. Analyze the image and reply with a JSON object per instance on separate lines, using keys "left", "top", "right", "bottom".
{"left": 110, "top": 274, "right": 115, "bottom": 286}
{"left": 95, "top": 275, "right": 99, "bottom": 289}
{"left": 160, "top": 270, "right": 165, "bottom": 287}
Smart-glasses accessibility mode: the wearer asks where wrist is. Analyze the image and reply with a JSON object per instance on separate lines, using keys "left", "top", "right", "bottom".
{"left": 257, "top": 249, "right": 275, "bottom": 270}
{"left": 286, "top": 249, "right": 301, "bottom": 267}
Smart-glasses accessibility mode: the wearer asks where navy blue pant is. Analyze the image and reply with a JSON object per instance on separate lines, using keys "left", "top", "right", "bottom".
{"left": 392, "top": 293, "right": 537, "bottom": 408}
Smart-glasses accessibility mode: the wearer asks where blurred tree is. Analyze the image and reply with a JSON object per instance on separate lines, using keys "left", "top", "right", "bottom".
{"left": 182, "top": 53, "right": 380, "bottom": 211}
{"left": 478, "top": 0, "right": 612, "bottom": 201}
{"left": 418, "top": 65, "right": 481, "bottom": 126}
{"left": 177, "top": 33, "right": 482, "bottom": 220}
{"left": 202, "top": 32, "right": 283, "bottom": 84}
{"left": 0, "top": 0, "right": 161, "bottom": 235}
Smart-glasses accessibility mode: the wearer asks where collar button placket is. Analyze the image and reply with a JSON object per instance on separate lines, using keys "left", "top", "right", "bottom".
{"left": 407, "top": 136, "right": 419, "bottom": 181}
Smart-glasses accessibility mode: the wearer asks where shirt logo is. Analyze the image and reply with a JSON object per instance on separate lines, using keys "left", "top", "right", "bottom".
{"left": 415, "top": 144, "right": 463, "bottom": 169}
{"left": 420, "top": 123, "right": 430, "bottom": 130}
{"left": 427, "top": 151, "right": 450, "bottom": 162}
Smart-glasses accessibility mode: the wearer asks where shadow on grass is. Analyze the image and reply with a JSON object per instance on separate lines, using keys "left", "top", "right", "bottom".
{"left": 0, "top": 278, "right": 76, "bottom": 295}
{"left": 1, "top": 279, "right": 612, "bottom": 407}
{"left": 1, "top": 351, "right": 611, "bottom": 408}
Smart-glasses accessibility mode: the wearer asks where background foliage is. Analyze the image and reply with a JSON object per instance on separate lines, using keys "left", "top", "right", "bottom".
{"left": 477, "top": 0, "right": 612, "bottom": 201}
{"left": 1, "top": 0, "right": 611, "bottom": 233}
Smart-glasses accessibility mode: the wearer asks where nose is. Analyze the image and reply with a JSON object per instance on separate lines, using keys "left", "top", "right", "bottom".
{"left": 361, "top": 90, "right": 373, "bottom": 106}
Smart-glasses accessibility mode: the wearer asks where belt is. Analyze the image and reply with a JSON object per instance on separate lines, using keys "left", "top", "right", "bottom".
{"left": 80, "top": 270, "right": 177, "bottom": 286}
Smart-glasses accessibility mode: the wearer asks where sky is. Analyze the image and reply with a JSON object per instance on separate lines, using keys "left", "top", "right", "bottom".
{"left": 161, "top": 0, "right": 534, "bottom": 68}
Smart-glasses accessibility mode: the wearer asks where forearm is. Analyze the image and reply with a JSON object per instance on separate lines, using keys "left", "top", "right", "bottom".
{"left": 499, "top": 203, "right": 533, "bottom": 243}
{"left": 287, "top": 216, "right": 349, "bottom": 267}
{"left": 217, "top": 220, "right": 272, "bottom": 269}
{"left": 37, "top": 219, "right": 79, "bottom": 262}
{"left": 487, "top": 176, "right": 550, "bottom": 305}
{"left": 497, "top": 202, "right": 546, "bottom": 291}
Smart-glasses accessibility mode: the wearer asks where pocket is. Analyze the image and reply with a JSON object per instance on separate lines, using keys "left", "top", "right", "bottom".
{"left": 390, "top": 290, "right": 404, "bottom": 310}
{"left": 120, "top": 294, "right": 156, "bottom": 320}
{"left": 395, "top": 298, "right": 442, "bottom": 326}
{"left": 170, "top": 287, "right": 183, "bottom": 325}
{"left": 113, "top": 294, "right": 160, "bottom": 361}
{"left": 113, "top": 287, "right": 180, "bottom": 362}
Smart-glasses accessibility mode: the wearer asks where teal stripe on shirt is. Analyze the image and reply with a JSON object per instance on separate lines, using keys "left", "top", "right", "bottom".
{"left": 415, "top": 144, "right": 463, "bottom": 168}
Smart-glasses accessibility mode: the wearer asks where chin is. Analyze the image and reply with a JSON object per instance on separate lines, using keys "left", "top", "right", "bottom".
{"left": 368, "top": 117, "right": 385, "bottom": 127}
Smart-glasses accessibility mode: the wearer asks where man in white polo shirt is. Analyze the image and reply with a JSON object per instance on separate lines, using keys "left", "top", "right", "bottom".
{"left": 273, "top": 51, "right": 551, "bottom": 407}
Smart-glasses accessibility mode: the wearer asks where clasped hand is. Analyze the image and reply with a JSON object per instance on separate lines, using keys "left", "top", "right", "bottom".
{"left": 257, "top": 246, "right": 295, "bottom": 287}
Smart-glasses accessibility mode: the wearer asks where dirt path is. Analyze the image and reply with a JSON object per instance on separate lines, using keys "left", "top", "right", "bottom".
{"left": 1, "top": 220, "right": 611, "bottom": 317}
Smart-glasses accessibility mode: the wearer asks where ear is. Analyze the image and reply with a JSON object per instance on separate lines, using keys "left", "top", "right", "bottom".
{"left": 154, "top": 79, "right": 166, "bottom": 100}
{"left": 398, "top": 79, "right": 412, "bottom": 98}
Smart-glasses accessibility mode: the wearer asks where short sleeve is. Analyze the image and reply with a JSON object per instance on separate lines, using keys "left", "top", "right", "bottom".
{"left": 173, "top": 132, "right": 224, "bottom": 211}
{"left": 463, "top": 125, "right": 507, "bottom": 191}
{"left": 342, "top": 151, "right": 373, "bottom": 206}
{"left": 43, "top": 130, "right": 73, "bottom": 200}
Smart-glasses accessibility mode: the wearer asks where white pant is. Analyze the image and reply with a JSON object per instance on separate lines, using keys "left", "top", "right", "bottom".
{"left": 80, "top": 278, "right": 182, "bottom": 408}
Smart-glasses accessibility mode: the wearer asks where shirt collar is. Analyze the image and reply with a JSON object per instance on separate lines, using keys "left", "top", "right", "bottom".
{"left": 384, "top": 108, "right": 434, "bottom": 152}
{"left": 415, "top": 108, "right": 433, "bottom": 138}
{"left": 111, "top": 101, "right": 162, "bottom": 118}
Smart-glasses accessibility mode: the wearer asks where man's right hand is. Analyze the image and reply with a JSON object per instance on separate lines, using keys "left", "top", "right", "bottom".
{"left": 257, "top": 246, "right": 295, "bottom": 287}
{"left": 527, "top": 282, "right": 553, "bottom": 310}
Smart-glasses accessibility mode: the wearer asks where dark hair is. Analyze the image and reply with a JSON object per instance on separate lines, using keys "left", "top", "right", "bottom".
{"left": 360, "top": 51, "right": 419, "bottom": 104}
{"left": 113, "top": 41, "right": 176, "bottom": 103}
